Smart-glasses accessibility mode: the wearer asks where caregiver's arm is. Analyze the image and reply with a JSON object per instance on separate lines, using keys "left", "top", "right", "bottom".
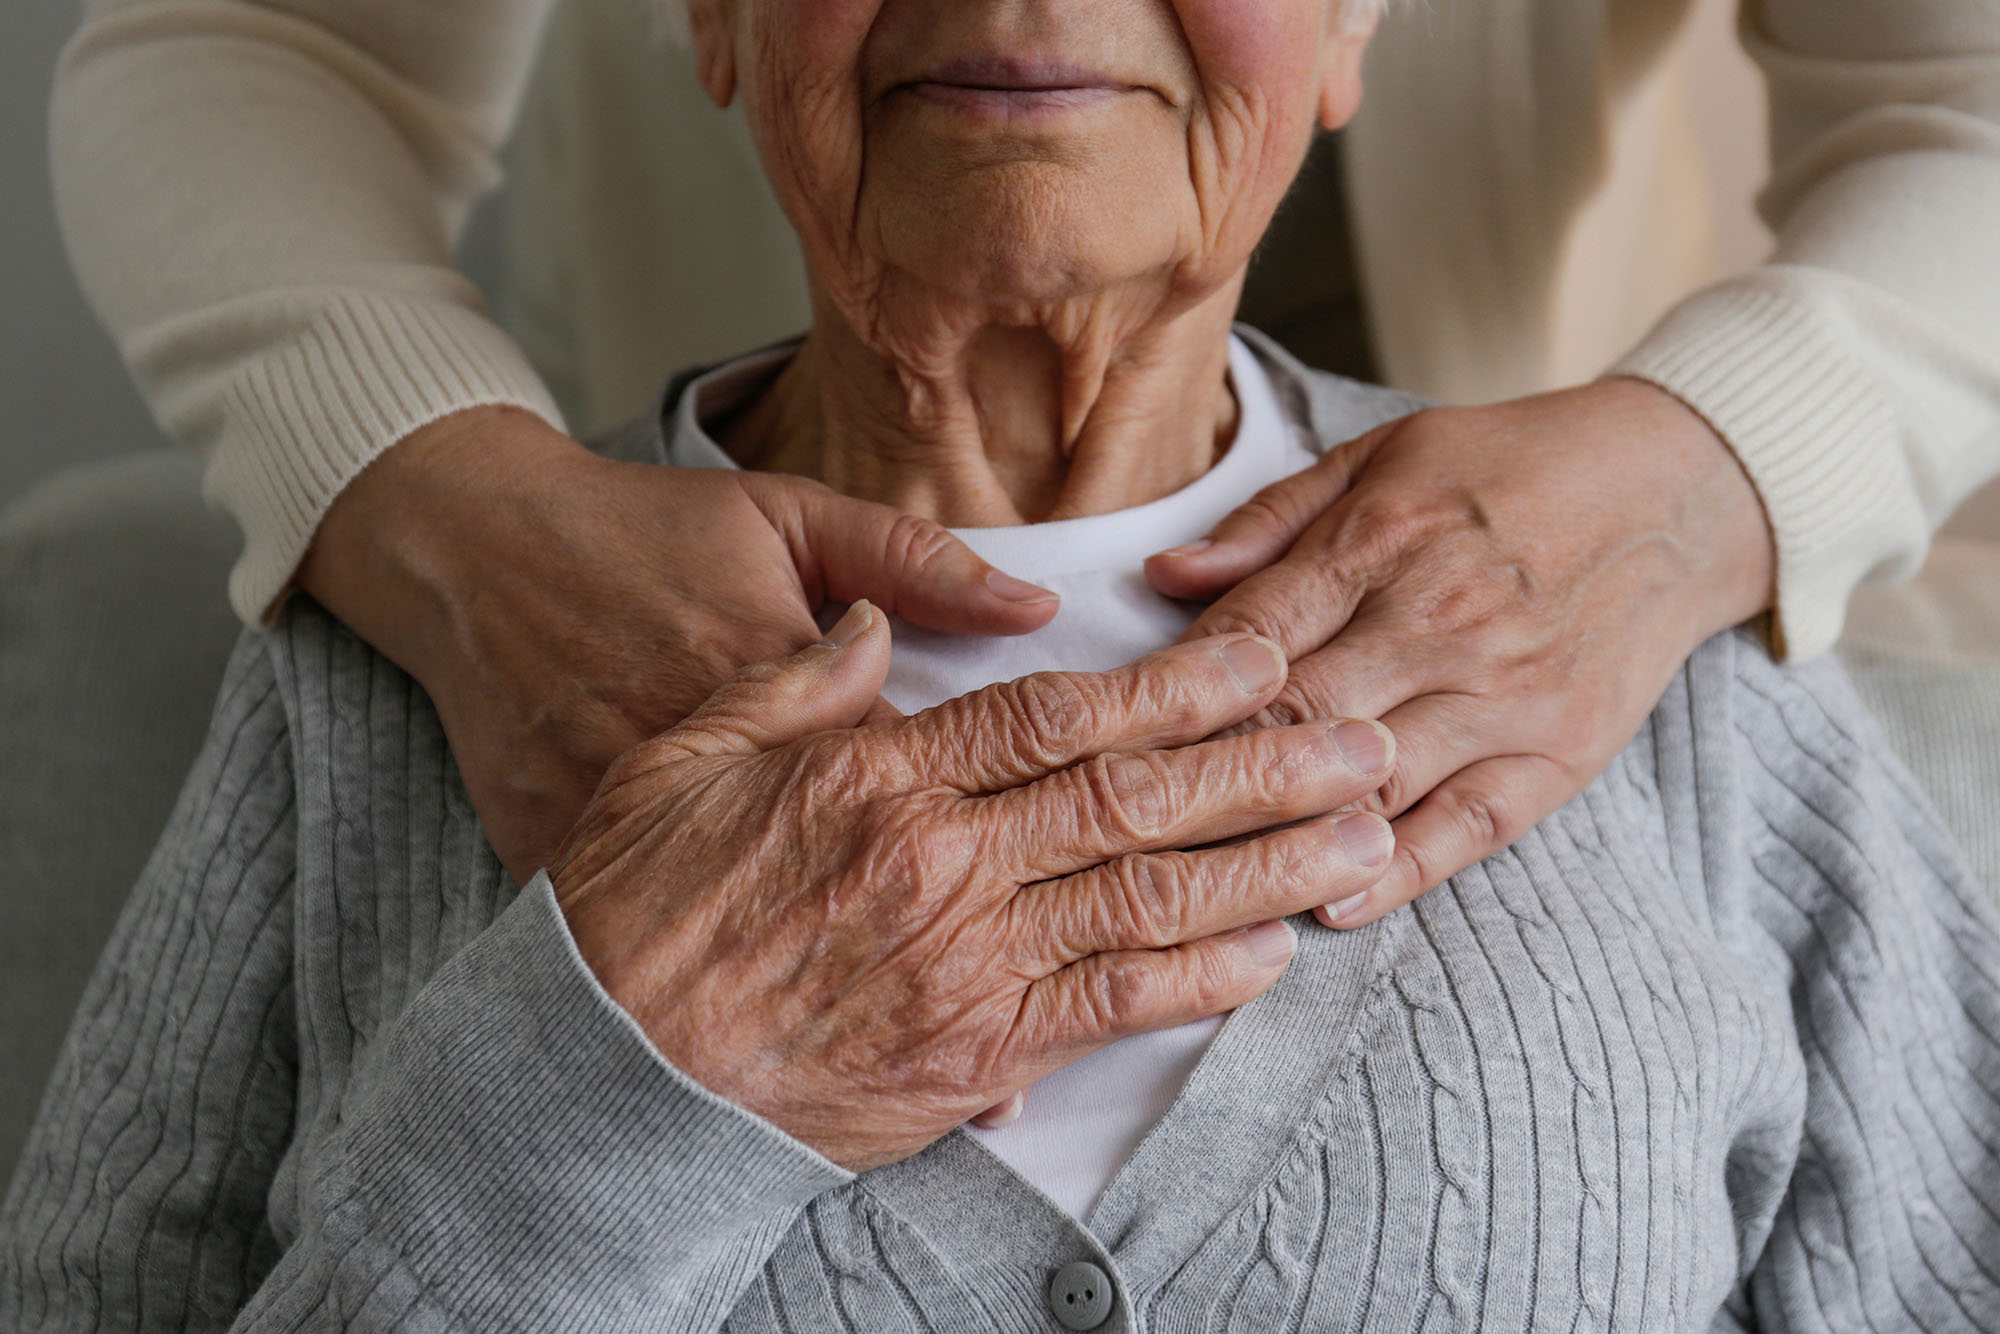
{"left": 1151, "top": 0, "right": 2000, "bottom": 922}
{"left": 52, "top": 0, "right": 1054, "bottom": 882}
{"left": 50, "top": 0, "right": 566, "bottom": 622}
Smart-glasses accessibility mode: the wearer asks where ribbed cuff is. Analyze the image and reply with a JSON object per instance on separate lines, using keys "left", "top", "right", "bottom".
{"left": 204, "top": 290, "right": 567, "bottom": 625}
{"left": 318, "top": 874, "right": 851, "bottom": 1328}
{"left": 1611, "top": 274, "right": 1927, "bottom": 662}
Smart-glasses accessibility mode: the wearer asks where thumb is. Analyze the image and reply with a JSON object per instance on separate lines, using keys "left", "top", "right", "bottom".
{"left": 744, "top": 473, "right": 1060, "bottom": 637}
{"left": 661, "top": 600, "right": 894, "bottom": 760}
{"left": 1144, "top": 423, "right": 1384, "bottom": 601}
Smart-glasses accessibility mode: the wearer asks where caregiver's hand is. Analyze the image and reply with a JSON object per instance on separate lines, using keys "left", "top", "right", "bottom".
{"left": 549, "top": 606, "right": 1397, "bottom": 1170}
{"left": 297, "top": 405, "right": 1060, "bottom": 884}
{"left": 1147, "top": 378, "right": 1777, "bottom": 927}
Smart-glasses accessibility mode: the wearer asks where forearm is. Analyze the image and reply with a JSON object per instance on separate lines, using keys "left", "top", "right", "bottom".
{"left": 51, "top": 0, "right": 567, "bottom": 623}
{"left": 1611, "top": 0, "right": 2000, "bottom": 659}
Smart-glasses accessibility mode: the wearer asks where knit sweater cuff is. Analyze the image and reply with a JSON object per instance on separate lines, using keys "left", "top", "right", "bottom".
{"left": 1610, "top": 276, "right": 1923, "bottom": 662}
{"left": 320, "top": 872, "right": 851, "bottom": 1327}
{"left": 203, "top": 290, "right": 567, "bottom": 625}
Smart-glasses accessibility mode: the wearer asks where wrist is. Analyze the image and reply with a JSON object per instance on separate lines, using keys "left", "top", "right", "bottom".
{"left": 1598, "top": 376, "right": 1778, "bottom": 645}
{"left": 295, "top": 405, "right": 596, "bottom": 675}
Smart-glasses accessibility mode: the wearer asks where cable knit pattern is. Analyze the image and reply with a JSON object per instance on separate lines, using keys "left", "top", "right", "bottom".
{"left": 5, "top": 356, "right": 2000, "bottom": 1332}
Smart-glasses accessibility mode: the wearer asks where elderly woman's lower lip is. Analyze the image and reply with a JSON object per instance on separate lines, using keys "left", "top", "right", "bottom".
{"left": 903, "top": 82, "right": 1126, "bottom": 115}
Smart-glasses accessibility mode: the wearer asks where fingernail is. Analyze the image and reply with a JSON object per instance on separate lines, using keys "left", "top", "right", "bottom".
{"left": 1333, "top": 812, "right": 1394, "bottom": 868}
{"left": 821, "top": 600, "right": 873, "bottom": 648}
{"left": 1330, "top": 719, "right": 1391, "bottom": 775}
{"left": 1219, "top": 636, "right": 1283, "bottom": 693}
{"left": 985, "top": 1091, "right": 1025, "bottom": 1127}
{"left": 1326, "top": 890, "right": 1370, "bottom": 927}
{"left": 1157, "top": 539, "right": 1213, "bottom": 560}
{"left": 1244, "top": 919, "right": 1296, "bottom": 967}
{"left": 986, "top": 569, "right": 1058, "bottom": 604}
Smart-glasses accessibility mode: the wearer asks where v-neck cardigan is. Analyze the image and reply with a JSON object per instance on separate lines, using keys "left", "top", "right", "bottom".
{"left": 5, "top": 350, "right": 2000, "bottom": 1332}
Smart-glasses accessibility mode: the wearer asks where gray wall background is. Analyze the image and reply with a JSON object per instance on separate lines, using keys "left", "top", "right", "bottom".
{"left": 0, "top": 3, "right": 159, "bottom": 508}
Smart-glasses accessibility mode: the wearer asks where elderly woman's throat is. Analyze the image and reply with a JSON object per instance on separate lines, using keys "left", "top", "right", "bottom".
{"left": 715, "top": 296, "right": 1245, "bottom": 527}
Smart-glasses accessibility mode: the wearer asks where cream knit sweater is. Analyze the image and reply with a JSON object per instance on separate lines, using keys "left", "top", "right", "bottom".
{"left": 49, "top": 0, "right": 2000, "bottom": 654}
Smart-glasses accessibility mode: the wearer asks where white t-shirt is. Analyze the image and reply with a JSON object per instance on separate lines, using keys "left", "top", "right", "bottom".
{"left": 667, "top": 336, "right": 1319, "bottom": 1222}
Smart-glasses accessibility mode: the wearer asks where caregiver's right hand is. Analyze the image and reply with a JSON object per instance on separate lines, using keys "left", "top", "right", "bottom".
{"left": 549, "top": 605, "right": 1396, "bottom": 1171}
{"left": 296, "top": 405, "right": 1061, "bottom": 885}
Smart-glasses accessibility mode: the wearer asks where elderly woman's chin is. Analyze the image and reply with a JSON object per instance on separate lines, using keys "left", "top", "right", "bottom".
{"left": 859, "top": 97, "right": 1216, "bottom": 308}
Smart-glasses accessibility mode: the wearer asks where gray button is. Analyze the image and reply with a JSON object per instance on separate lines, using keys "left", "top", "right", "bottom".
{"left": 1047, "top": 1260, "right": 1114, "bottom": 1330}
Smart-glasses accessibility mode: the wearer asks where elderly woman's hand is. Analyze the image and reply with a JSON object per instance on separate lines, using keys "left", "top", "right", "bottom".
{"left": 549, "top": 604, "right": 1396, "bottom": 1170}
{"left": 298, "top": 405, "right": 1060, "bottom": 884}
{"left": 1147, "top": 378, "right": 1776, "bottom": 927}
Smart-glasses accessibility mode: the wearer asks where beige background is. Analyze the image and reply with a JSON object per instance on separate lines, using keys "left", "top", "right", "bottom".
{"left": 3, "top": 0, "right": 1995, "bottom": 535}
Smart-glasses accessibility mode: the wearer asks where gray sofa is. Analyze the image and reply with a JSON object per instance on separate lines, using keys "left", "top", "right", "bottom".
{"left": 5, "top": 453, "right": 1999, "bottom": 1183}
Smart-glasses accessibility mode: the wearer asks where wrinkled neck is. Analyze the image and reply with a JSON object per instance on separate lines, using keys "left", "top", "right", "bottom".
{"left": 715, "top": 280, "right": 1245, "bottom": 525}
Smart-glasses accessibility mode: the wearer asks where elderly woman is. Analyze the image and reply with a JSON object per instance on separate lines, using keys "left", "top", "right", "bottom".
{"left": 8, "top": 0, "right": 2000, "bottom": 1329}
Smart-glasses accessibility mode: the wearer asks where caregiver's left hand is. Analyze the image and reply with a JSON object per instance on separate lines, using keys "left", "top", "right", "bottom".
{"left": 1145, "top": 377, "right": 1777, "bottom": 928}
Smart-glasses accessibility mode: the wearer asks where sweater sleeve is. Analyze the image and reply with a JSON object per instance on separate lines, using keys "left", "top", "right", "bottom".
{"left": 49, "top": 0, "right": 571, "bottom": 624}
{"left": 0, "top": 635, "right": 304, "bottom": 1329}
{"left": 1709, "top": 646, "right": 2000, "bottom": 1327}
{"left": 1610, "top": 0, "right": 2000, "bottom": 662}
{"left": 0, "top": 643, "right": 852, "bottom": 1331}
{"left": 227, "top": 875, "right": 853, "bottom": 1332}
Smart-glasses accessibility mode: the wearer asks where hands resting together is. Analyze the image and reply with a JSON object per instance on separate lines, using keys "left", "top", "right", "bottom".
{"left": 297, "top": 377, "right": 1772, "bottom": 1157}
{"left": 550, "top": 605, "right": 1393, "bottom": 1167}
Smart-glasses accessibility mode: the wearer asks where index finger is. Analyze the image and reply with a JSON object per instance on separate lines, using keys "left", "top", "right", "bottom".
{"left": 1172, "top": 532, "right": 1371, "bottom": 661}
{"left": 886, "top": 634, "right": 1289, "bottom": 793}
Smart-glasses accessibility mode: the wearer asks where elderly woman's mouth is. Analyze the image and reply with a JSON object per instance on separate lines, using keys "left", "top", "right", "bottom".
{"left": 897, "top": 56, "right": 1144, "bottom": 117}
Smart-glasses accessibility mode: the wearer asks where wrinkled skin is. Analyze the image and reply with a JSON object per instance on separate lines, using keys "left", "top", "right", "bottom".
{"left": 1148, "top": 377, "right": 1776, "bottom": 926}
{"left": 551, "top": 611, "right": 1395, "bottom": 1169}
{"left": 688, "top": 0, "right": 1375, "bottom": 527}
{"left": 299, "top": 402, "right": 1061, "bottom": 884}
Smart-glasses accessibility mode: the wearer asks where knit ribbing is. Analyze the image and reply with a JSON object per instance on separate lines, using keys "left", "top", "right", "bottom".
{"left": 1611, "top": 271, "right": 1925, "bottom": 662}
{"left": 206, "top": 289, "right": 565, "bottom": 624}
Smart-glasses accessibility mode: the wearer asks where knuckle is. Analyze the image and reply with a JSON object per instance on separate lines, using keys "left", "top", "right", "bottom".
{"left": 1234, "top": 485, "right": 1305, "bottom": 537}
{"left": 1079, "top": 961, "right": 1157, "bottom": 1036}
{"left": 731, "top": 657, "right": 793, "bottom": 690}
{"left": 1397, "top": 783, "right": 1525, "bottom": 897}
{"left": 1453, "top": 786, "right": 1521, "bottom": 854}
{"left": 1369, "top": 744, "right": 1428, "bottom": 818}
{"left": 1195, "top": 609, "right": 1261, "bottom": 641}
{"left": 999, "top": 672, "right": 1104, "bottom": 767}
{"left": 883, "top": 511, "right": 958, "bottom": 573}
{"left": 1190, "top": 945, "right": 1244, "bottom": 1011}
{"left": 1343, "top": 495, "right": 1428, "bottom": 563}
{"left": 1107, "top": 853, "right": 1188, "bottom": 946}
{"left": 1368, "top": 767, "right": 1409, "bottom": 819}
{"left": 1256, "top": 693, "right": 1302, "bottom": 730}
{"left": 1257, "top": 678, "right": 1342, "bottom": 731}
{"left": 1130, "top": 655, "right": 1213, "bottom": 737}
{"left": 1078, "top": 751, "right": 1175, "bottom": 843}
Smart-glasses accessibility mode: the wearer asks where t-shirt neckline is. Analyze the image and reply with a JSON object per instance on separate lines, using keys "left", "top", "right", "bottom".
{"left": 663, "top": 334, "right": 1295, "bottom": 582}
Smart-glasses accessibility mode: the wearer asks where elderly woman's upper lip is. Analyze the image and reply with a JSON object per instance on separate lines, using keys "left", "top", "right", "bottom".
{"left": 910, "top": 55, "right": 1129, "bottom": 92}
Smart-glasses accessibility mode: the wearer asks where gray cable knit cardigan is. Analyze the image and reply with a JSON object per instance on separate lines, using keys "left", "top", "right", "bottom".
{"left": 5, "top": 338, "right": 2000, "bottom": 1332}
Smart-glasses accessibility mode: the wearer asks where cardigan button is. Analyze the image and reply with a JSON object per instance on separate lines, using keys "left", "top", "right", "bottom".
{"left": 1047, "top": 1260, "right": 1114, "bottom": 1330}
